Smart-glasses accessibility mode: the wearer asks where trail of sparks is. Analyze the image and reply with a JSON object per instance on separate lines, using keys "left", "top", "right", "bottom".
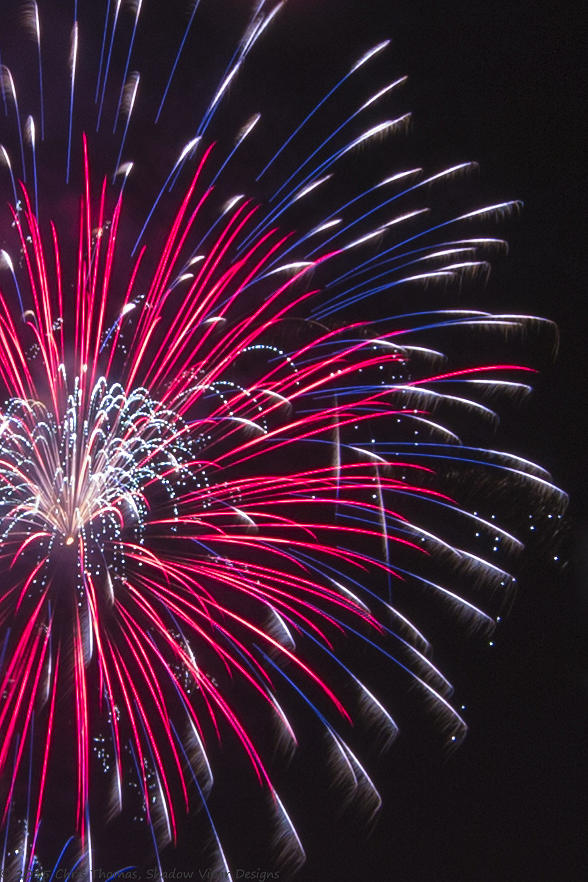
{"left": 0, "top": 2, "right": 564, "bottom": 879}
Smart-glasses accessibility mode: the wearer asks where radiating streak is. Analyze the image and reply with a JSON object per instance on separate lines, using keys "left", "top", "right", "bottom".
{"left": 0, "top": 146, "right": 18, "bottom": 206}
{"left": 113, "top": 72, "right": 140, "bottom": 176}
{"left": 113, "top": 0, "right": 143, "bottom": 130}
{"left": 270, "top": 77, "right": 407, "bottom": 204}
{"left": 257, "top": 39, "right": 390, "bottom": 180}
{"left": 197, "top": 4, "right": 284, "bottom": 140}
{"left": 241, "top": 117, "right": 409, "bottom": 254}
{"left": 28, "top": 2, "right": 45, "bottom": 140}
{"left": 208, "top": 115, "right": 261, "bottom": 190}
{"left": 95, "top": 0, "right": 112, "bottom": 102}
{"left": 155, "top": 0, "right": 200, "bottom": 124}
{"left": 0, "top": 68, "right": 26, "bottom": 181}
{"left": 171, "top": 723, "right": 233, "bottom": 882}
{"left": 131, "top": 136, "right": 201, "bottom": 255}
{"left": 0, "top": 250, "right": 25, "bottom": 315}
{"left": 66, "top": 23, "right": 78, "bottom": 184}
{"left": 0, "top": 51, "right": 7, "bottom": 117}
{"left": 308, "top": 164, "right": 476, "bottom": 264}
{"left": 26, "top": 117, "right": 39, "bottom": 217}
{"left": 96, "top": 0, "right": 122, "bottom": 131}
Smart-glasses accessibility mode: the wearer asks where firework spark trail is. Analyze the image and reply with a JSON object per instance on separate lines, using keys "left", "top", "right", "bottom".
{"left": 154, "top": 0, "right": 201, "bottom": 125}
{"left": 0, "top": 67, "right": 26, "bottom": 182}
{"left": 66, "top": 20, "right": 78, "bottom": 184}
{"left": 0, "top": 1, "right": 565, "bottom": 879}
{"left": 113, "top": 0, "right": 143, "bottom": 132}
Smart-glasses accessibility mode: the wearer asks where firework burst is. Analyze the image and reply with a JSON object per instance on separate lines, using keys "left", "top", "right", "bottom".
{"left": 0, "top": 1, "right": 564, "bottom": 878}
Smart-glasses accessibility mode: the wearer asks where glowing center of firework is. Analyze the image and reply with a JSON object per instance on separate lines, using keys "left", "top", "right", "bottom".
{"left": 0, "top": 379, "right": 190, "bottom": 551}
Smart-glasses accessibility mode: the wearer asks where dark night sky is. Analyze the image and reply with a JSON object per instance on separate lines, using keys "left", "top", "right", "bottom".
{"left": 246, "top": 2, "right": 588, "bottom": 880}
{"left": 298, "top": 1, "right": 587, "bottom": 880}
{"left": 157, "top": 1, "right": 586, "bottom": 879}
{"left": 1, "top": 0, "right": 586, "bottom": 879}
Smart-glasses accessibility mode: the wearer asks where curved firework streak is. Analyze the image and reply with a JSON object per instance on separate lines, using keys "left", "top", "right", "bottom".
{"left": 0, "top": 1, "right": 565, "bottom": 878}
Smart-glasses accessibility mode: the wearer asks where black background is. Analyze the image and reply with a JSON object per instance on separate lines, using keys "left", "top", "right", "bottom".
{"left": 157, "top": 1, "right": 586, "bottom": 879}
{"left": 214, "top": 1, "right": 586, "bottom": 880}
{"left": 282, "top": 1, "right": 587, "bottom": 880}
{"left": 1, "top": 0, "right": 586, "bottom": 879}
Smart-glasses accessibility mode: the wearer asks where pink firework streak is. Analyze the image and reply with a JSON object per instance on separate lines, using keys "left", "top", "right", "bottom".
{"left": 0, "top": 1, "right": 564, "bottom": 879}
